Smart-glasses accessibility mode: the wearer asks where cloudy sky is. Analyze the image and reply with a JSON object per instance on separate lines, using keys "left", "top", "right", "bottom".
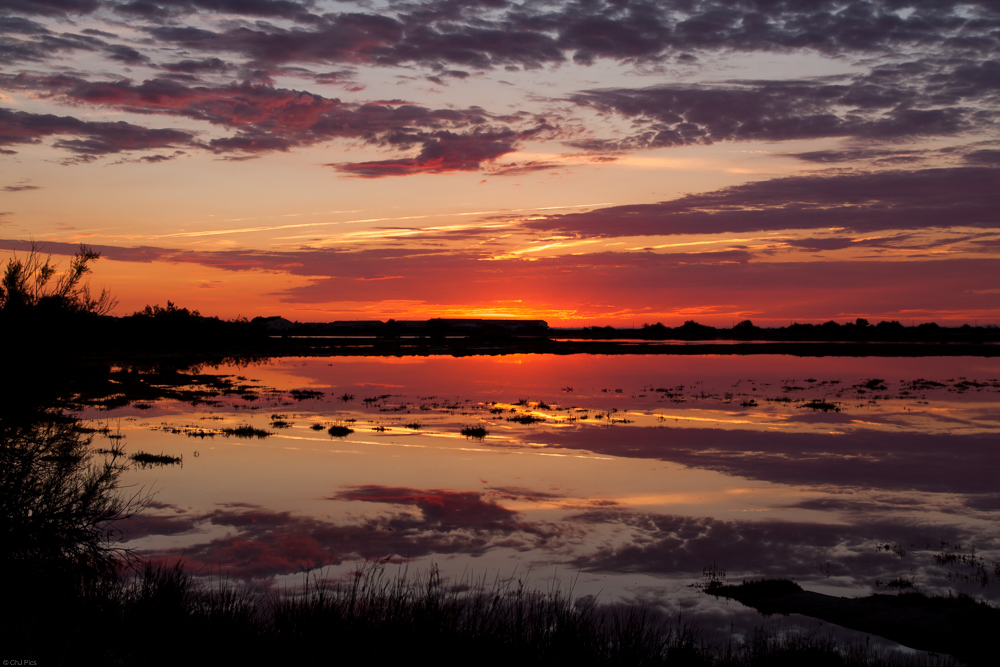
{"left": 2, "top": 0, "right": 998, "bottom": 325}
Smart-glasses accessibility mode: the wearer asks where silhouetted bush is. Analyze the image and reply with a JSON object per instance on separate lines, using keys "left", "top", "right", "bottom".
{"left": 0, "top": 415, "right": 147, "bottom": 581}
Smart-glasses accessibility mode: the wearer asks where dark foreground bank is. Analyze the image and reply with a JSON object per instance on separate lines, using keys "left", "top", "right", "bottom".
{"left": 709, "top": 579, "right": 998, "bottom": 667}
{"left": 1, "top": 562, "right": 964, "bottom": 667}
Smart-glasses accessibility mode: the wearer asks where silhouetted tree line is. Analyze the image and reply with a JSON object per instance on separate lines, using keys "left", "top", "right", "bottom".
{"left": 0, "top": 246, "right": 271, "bottom": 361}
{"left": 3, "top": 246, "right": 996, "bottom": 366}
{"left": 581, "top": 318, "right": 999, "bottom": 343}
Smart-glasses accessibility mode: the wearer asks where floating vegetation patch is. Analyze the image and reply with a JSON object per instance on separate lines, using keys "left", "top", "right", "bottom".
{"left": 506, "top": 414, "right": 545, "bottom": 424}
{"left": 290, "top": 389, "right": 324, "bottom": 400}
{"left": 339, "top": 393, "right": 356, "bottom": 402}
{"left": 328, "top": 424, "right": 354, "bottom": 438}
{"left": 800, "top": 400, "right": 841, "bottom": 412}
{"left": 404, "top": 423, "right": 422, "bottom": 430}
{"left": 270, "top": 414, "right": 292, "bottom": 428}
{"left": 310, "top": 423, "right": 325, "bottom": 431}
{"left": 856, "top": 378, "right": 888, "bottom": 392}
{"left": 221, "top": 425, "right": 271, "bottom": 439}
{"left": 460, "top": 425, "right": 488, "bottom": 440}
{"left": 130, "top": 451, "right": 182, "bottom": 467}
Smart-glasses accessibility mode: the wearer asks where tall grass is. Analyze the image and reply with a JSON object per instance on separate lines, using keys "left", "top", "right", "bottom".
{"left": 4, "top": 560, "right": 959, "bottom": 666}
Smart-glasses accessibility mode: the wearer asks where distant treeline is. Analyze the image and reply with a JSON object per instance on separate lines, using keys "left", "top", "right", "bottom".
{"left": 5, "top": 307, "right": 1000, "bottom": 356}
{"left": 256, "top": 316, "right": 1000, "bottom": 344}
{"left": 576, "top": 318, "right": 1000, "bottom": 343}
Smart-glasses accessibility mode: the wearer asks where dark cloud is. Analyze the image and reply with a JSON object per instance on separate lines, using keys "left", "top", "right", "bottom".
{"left": 964, "top": 149, "right": 1000, "bottom": 166}
{"left": 0, "top": 30, "right": 106, "bottom": 65}
{"left": 113, "top": 0, "right": 316, "bottom": 21}
{"left": 786, "top": 147, "right": 928, "bottom": 164}
{"left": 528, "top": 167, "right": 1000, "bottom": 237}
{"left": 962, "top": 494, "right": 1000, "bottom": 512}
{"left": 0, "top": 107, "right": 195, "bottom": 160}
{"left": 1, "top": 183, "right": 41, "bottom": 192}
{"left": 0, "top": 74, "right": 545, "bottom": 170}
{"left": 0, "top": 0, "right": 100, "bottom": 17}
{"left": 89, "top": 2, "right": 1000, "bottom": 72}
{"left": 3, "top": 4, "right": 997, "bottom": 169}
{"left": 331, "top": 128, "right": 523, "bottom": 177}
{"left": 567, "top": 66, "right": 990, "bottom": 152}
{"left": 3, "top": 2, "right": 999, "bottom": 90}
{"left": 159, "top": 57, "right": 232, "bottom": 74}
{"left": 105, "top": 43, "right": 151, "bottom": 65}
{"left": 779, "top": 233, "right": 941, "bottom": 252}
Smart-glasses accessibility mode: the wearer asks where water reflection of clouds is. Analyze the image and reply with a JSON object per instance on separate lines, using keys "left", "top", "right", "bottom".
{"left": 126, "top": 487, "right": 573, "bottom": 581}
{"left": 530, "top": 427, "right": 1000, "bottom": 496}
{"left": 567, "top": 509, "right": 1000, "bottom": 599}
{"left": 122, "top": 491, "right": 1000, "bottom": 605}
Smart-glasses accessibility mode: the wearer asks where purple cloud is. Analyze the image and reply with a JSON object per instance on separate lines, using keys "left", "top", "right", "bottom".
{"left": 0, "top": 107, "right": 195, "bottom": 160}
{"left": 528, "top": 167, "right": 1000, "bottom": 237}
{"left": 0, "top": 74, "right": 546, "bottom": 170}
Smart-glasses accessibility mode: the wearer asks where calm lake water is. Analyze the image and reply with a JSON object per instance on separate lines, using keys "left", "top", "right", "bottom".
{"left": 91, "top": 354, "right": 1000, "bottom": 638}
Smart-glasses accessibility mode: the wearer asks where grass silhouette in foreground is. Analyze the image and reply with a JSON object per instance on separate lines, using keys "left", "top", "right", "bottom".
{"left": 3, "top": 560, "right": 963, "bottom": 667}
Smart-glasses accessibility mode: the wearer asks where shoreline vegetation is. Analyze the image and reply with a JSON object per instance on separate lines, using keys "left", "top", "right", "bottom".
{"left": 3, "top": 246, "right": 997, "bottom": 665}
{"left": 2, "top": 246, "right": 998, "bottom": 365}
{"left": 1, "top": 559, "right": 974, "bottom": 667}
{"left": 6, "top": 305, "right": 1000, "bottom": 363}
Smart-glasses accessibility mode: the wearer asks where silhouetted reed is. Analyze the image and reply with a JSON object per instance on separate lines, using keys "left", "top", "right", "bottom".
{"left": 460, "top": 425, "right": 489, "bottom": 440}
{"left": 129, "top": 450, "right": 183, "bottom": 467}
{"left": 7, "top": 560, "right": 961, "bottom": 666}
{"left": 221, "top": 424, "right": 271, "bottom": 439}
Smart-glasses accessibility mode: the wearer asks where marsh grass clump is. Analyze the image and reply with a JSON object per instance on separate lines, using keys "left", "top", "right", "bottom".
{"left": 328, "top": 423, "right": 354, "bottom": 438}
{"left": 801, "top": 400, "right": 841, "bottom": 412}
{"left": 129, "top": 451, "right": 182, "bottom": 467}
{"left": 221, "top": 425, "right": 271, "bottom": 439}
{"left": 269, "top": 414, "right": 292, "bottom": 428}
{"left": 290, "top": 389, "right": 324, "bottom": 400}
{"left": 506, "top": 414, "right": 545, "bottom": 424}
{"left": 460, "top": 425, "right": 488, "bottom": 440}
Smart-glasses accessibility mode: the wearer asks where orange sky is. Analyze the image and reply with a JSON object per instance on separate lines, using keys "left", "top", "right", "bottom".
{"left": 2, "top": 1, "right": 998, "bottom": 326}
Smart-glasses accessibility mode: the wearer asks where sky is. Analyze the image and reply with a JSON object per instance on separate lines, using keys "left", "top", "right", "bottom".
{"left": 1, "top": 0, "right": 998, "bottom": 326}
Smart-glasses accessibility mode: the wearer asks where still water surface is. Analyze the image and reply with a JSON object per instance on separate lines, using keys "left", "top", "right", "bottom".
{"left": 90, "top": 354, "right": 1000, "bottom": 636}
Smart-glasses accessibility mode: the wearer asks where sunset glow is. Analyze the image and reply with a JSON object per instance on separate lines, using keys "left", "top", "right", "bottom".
{"left": 2, "top": 1, "right": 998, "bottom": 325}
